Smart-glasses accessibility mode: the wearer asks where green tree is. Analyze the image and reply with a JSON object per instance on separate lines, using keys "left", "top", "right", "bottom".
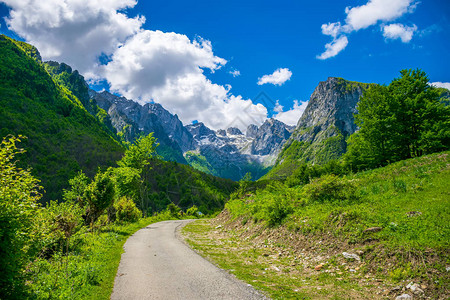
{"left": 118, "top": 133, "right": 158, "bottom": 170}
{"left": 118, "top": 133, "right": 158, "bottom": 216}
{"left": 84, "top": 171, "right": 115, "bottom": 225}
{"left": 346, "top": 69, "right": 450, "bottom": 170}
{"left": 0, "top": 136, "right": 42, "bottom": 297}
{"left": 63, "top": 170, "right": 90, "bottom": 206}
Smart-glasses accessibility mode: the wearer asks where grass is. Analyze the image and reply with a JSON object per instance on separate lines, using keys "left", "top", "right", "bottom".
{"left": 182, "top": 220, "right": 380, "bottom": 299}
{"left": 182, "top": 152, "right": 450, "bottom": 299}
{"left": 28, "top": 215, "right": 179, "bottom": 299}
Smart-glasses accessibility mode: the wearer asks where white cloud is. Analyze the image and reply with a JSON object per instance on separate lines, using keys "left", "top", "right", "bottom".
{"left": 273, "top": 100, "right": 308, "bottom": 126}
{"left": 257, "top": 68, "right": 292, "bottom": 86}
{"left": 317, "top": 36, "right": 348, "bottom": 60}
{"left": 321, "top": 22, "right": 348, "bottom": 38}
{"left": 101, "top": 30, "right": 266, "bottom": 131}
{"left": 3, "top": 0, "right": 144, "bottom": 78}
{"left": 2, "top": 0, "right": 269, "bottom": 131}
{"left": 229, "top": 69, "right": 241, "bottom": 77}
{"left": 273, "top": 100, "right": 284, "bottom": 113}
{"left": 431, "top": 82, "right": 450, "bottom": 90}
{"left": 102, "top": 30, "right": 226, "bottom": 99}
{"left": 317, "top": 0, "right": 418, "bottom": 59}
{"left": 345, "top": 0, "right": 415, "bottom": 31}
{"left": 382, "top": 23, "right": 417, "bottom": 42}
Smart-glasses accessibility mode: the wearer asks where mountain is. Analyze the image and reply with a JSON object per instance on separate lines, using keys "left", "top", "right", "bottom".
{"left": 184, "top": 119, "right": 294, "bottom": 180}
{"left": 89, "top": 88, "right": 294, "bottom": 180}
{"left": 267, "top": 77, "right": 370, "bottom": 179}
{"left": 0, "top": 35, "right": 124, "bottom": 201}
{"left": 0, "top": 35, "right": 239, "bottom": 209}
{"left": 90, "top": 90, "right": 191, "bottom": 163}
{"left": 249, "top": 118, "right": 294, "bottom": 156}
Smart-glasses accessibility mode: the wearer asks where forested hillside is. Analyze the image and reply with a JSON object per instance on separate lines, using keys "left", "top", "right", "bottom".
{"left": 0, "top": 35, "right": 124, "bottom": 201}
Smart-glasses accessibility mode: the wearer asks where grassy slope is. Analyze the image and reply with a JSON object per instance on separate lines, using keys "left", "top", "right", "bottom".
{"left": 183, "top": 152, "right": 450, "bottom": 299}
{"left": 0, "top": 35, "right": 124, "bottom": 201}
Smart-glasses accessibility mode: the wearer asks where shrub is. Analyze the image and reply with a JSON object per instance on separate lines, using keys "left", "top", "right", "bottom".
{"left": 302, "top": 174, "right": 358, "bottom": 204}
{"left": 0, "top": 135, "right": 42, "bottom": 297}
{"left": 186, "top": 205, "right": 199, "bottom": 218}
{"left": 42, "top": 201, "right": 84, "bottom": 254}
{"left": 114, "top": 196, "right": 141, "bottom": 223}
{"left": 84, "top": 171, "right": 115, "bottom": 225}
{"left": 167, "top": 203, "right": 182, "bottom": 218}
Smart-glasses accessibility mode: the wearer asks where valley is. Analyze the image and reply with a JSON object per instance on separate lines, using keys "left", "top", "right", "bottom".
{"left": 1, "top": 18, "right": 449, "bottom": 300}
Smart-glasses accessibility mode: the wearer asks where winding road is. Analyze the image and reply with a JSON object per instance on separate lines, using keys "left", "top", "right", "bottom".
{"left": 111, "top": 220, "right": 266, "bottom": 300}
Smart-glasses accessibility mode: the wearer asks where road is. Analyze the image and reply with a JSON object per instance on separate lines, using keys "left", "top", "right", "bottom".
{"left": 111, "top": 220, "right": 267, "bottom": 300}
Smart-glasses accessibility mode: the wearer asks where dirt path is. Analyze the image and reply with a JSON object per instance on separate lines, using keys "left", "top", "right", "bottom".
{"left": 111, "top": 220, "right": 266, "bottom": 300}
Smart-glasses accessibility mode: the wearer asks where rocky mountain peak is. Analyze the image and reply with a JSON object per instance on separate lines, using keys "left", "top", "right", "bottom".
{"left": 279, "top": 77, "right": 371, "bottom": 165}
{"left": 294, "top": 77, "right": 370, "bottom": 138}
{"left": 216, "top": 129, "right": 227, "bottom": 136}
{"left": 185, "top": 122, "right": 215, "bottom": 139}
{"left": 246, "top": 124, "right": 258, "bottom": 138}
{"left": 250, "top": 118, "right": 292, "bottom": 156}
{"left": 226, "top": 127, "right": 243, "bottom": 135}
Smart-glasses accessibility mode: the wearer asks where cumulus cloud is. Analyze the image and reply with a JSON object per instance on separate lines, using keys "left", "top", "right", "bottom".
{"left": 102, "top": 30, "right": 226, "bottom": 100}
{"left": 2, "top": 0, "right": 269, "bottom": 131}
{"left": 345, "top": 0, "right": 415, "bottom": 31}
{"left": 431, "top": 82, "right": 450, "bottom": 90}
{"left": 272, "top": 100, "right": 308, "bottom": 126}
{"left": 317, "top": 36, "right": 348, "bottom": 60}
{"left": 257, "top": 68, "right": 292, "bottom": 86}
{"left": 317, "top": 0, "right": 418, "bottom": 59}
{"left": 382, "top": 23, "right": 417, "bottom": 42}
{"left": 2, "top": 0, "right": 144, "bottom": 78}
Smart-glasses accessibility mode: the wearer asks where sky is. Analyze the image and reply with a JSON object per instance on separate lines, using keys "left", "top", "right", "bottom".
{"left": 1, "top": 0, "right": 449, "bottom": 131}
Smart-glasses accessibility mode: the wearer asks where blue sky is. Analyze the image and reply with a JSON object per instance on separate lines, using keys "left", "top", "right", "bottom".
{"left": 1, "top": 0, "right": 449, "bottom": 130}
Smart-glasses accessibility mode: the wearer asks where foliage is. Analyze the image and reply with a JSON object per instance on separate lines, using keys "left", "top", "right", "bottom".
{"left": 42, "top": 200, "right": 84, "bottom": 253}
{"left": 186, "top": 205, "right": 200, "bottom": 218}
{"left": 63, "top": 171, "right": 90, "bottom": 206}
{"left": 84, "top": 171, "right": 116, "bottom": 225}
{"left": 114, "top": 196, "right": 141, "bottom": 223}
{"left": 226, "top": 151, "right": 450, "bottom": 250}
{"left": 0, "top": 35, "right": 123, "bottom": 202}
{"left": 118, "top": 133, "right": 157, "bottom": 170}
{"left": 167, "top": 203, "right": 182, "bottom": 218}
{"left": 345, "top": 69, "right": 450, "bottom": 170}
{"left": 0, "top": 135, "right": 42, "bottom": 297}
{"left": 110, "top": 166, "right": 141, "bottom": 203}
{"left": 301, "top": 174, "right": 358, "bottom": 204}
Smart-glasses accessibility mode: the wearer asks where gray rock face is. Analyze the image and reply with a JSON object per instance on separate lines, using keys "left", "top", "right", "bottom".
{"left": 183, "top": 118, "right": 293, "bottom": 180}
{"left": 250, "top": 119, "right": 292, "bottom": 156}
{"left": 278, "top": 77, "right": 369, "bottom": 164}
{"left": 246, "top": 124, "right": 258, "bottom": 138}
{"left": 186, "top": 122, "right": 216, "bottom": 139}
{"left": 295, "top": 77, "right": 366, "bottom": 139}
{"left": 226, "top": 127, "right": 243, "bottom": 135}
{"left": 216, "top": 129, "right": 227, "bottom": 136}
{"left": 90, "top": 90, "right": 194, "bottom": 161}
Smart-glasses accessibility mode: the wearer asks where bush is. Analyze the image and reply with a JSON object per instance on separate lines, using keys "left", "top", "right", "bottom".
{"left": 84, "top": 171, "right": 115, "bottom": 225}
{"left": 302, "top": 174, "right": 358, "bottom": 204}
{"left": 0, "top": 135, "right": 42, "bottom": 297}
{"left": 42, "top": 201, "right": 84, "bottom": 254}
{"left": 167, "top": 203, "right": 182, "bottom": 218}
{"left": 186, "top": 205, "right": 199, "bottom": 218}
{"left": 114, "top": 196, "right": 141, "bottom": 223}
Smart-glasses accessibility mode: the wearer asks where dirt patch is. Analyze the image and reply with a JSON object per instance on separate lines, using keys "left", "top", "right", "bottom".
{"left": 198, "top": 210, "right": 449, "bottom": 299}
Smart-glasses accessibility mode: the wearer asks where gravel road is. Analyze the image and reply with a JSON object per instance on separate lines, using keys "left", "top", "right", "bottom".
{"left": 111, "top": 220, "right": 267, "bottom": 300}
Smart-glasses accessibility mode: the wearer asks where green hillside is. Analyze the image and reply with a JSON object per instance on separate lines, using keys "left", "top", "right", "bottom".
{"left": 185, "top": 151, "right": 450, "bottom": 299}
{"left": 0, "top": 35, "right": 124, "bottom": 201}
